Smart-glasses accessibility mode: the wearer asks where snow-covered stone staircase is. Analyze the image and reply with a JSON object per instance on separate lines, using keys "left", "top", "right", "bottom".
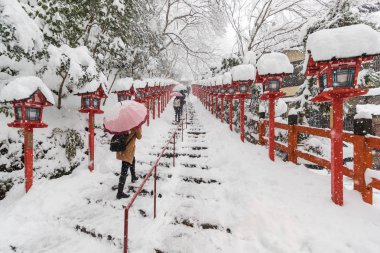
{"left": 141, "top": 102, "right": 235, "bottom": 253}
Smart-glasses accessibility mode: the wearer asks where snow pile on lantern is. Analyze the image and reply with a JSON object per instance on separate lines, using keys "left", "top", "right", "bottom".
{"left": 0, "top": 76, "right": 55, "bottom": 104}
{"left": 231, "top": 64, "right": 256, "bottom": 81}
{"left": 306, "top": 24, "right": 380, "bottom": 61}
{"left": 257, "top": 52, "right": 294, "bottom": 75}
{"left": 222, "top": 72, "right": 232, "bottom": 84}
{"left": 113, "top": 77, "right": 134, "bottom": 92}
{"left": 76, "top": 78, "right": 108, "bottom": 95}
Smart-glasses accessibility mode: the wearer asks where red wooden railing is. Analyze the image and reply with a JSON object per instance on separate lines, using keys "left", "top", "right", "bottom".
{"left": 123, "top": 114, "right": 186, "bottom": 253}
{"left": 258, "top": 119, "right": 380, "bottom": 204}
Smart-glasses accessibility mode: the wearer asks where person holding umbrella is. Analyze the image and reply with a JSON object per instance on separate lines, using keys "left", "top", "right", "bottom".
{"left": 104, "top": 101, "right": 147, "bottom": 199}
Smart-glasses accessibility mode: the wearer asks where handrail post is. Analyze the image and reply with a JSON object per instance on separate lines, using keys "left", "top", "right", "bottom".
{"left": 173, "top": 133, "right": 176, "bottom": 167}
{"left": 124, "top": 208, "right": 129, "bottom": 253}
{"left": 181, "top": 119, "right": 184, "bottom": 142}
{"left": 154, "top": 165, "right": 157, "bottom": 219}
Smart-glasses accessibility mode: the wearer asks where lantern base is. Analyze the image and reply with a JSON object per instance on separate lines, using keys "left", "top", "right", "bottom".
{"left": 259, "top": 91, "right": 286, "bottom": 101}
{"left": 79, "top": 108, "right": 104, "bottom": 114}
{"left": 311, "top": 88, "right": 368, "bottom": 103}
{"left": 8, "top": 121, "right": 48, "bottom": 128}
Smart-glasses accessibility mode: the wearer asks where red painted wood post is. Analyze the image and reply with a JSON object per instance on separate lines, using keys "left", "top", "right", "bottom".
{"left": 154, "top": 165, "right": 157, "bottom": 218}
{"left": 331, "top": 97, "right": 344, "bottom": 206}
{"left": 124, "top": 209, "right": 129, "bottom": 253}
{"left": 229, "top": 98, "right": 233, "bottom": 131}
{"left": 240, "top": 97, "right": 245, "bottom": 142}
{"left": 258, "top": 121, "right": 266, "bottom": 145}
{"left": 146, "top": 99, "right": 150, "bottom": 127}
{"left": 24, "top": 127, "right": 33, "bottom": 192}
{"left": 211, "top": 96, "right": 214, "bottom": 115}
{"left": 215, "top": 96, "right": 218, "bottom": 118}
{"left": 158, "top": 97, "right": 161, "bottom": 118}
{"left": 353, "top": 137, "right": 372, "bottom": 196}
{"left": 269, "top": 98, "right": 275, "bottom": 161}
{"left": 288, "top": 125, "right": 298, "bottom": 164}
{"left": 153, "top": 98, "right": 156, "bottom": 120}
{"left": 221, "top": 97, "right": 224, "bottom": 123}
{"left": 88, "top": 111, "right": 95, "bottom": 172}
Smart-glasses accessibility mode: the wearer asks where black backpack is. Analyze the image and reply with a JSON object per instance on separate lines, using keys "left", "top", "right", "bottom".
{"left": 110, "top": 134, "right": 127, "bottom": 152}
{"left": 110, "top": 133, "right": 136, "bottom": 152}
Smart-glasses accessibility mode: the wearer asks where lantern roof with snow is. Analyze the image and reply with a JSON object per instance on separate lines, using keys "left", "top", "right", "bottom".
{"left": 75, "top": 79, "right": 108, "bottom": 98}
{"left": 113, "top": 77, "right": 134, "bottom": 92}
{"left": 257, "top": 52, "right": 294, "bottom": 76}
{"left": 0, "top": 76, "right": 55, "bottom": 105}
{"left": 306, "top": 24, "right": 380, "bottom": 62}
{"left": 231, "top": 64, "right": 256, "bottom": 82}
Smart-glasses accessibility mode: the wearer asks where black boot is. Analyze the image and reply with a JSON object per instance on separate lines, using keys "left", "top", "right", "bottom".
{"left": 130, "top": 159, "right": 138, "bottom": 183}
{"left": 116, "top": 162, "right": 130, "bottom": 199}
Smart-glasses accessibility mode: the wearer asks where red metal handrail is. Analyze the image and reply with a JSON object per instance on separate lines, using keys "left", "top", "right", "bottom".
{"left": 123, "top": 116, "right": 185, "bottom": 253}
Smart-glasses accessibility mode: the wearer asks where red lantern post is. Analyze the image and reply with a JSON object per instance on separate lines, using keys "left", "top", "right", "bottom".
{"left": 0, "top": 77, "right": 54, "bottom": 192}
{"left": 231, "top": 65, "right": 256, "bottom": 142}
{"left": 304, "top": 24, "right": 380, "bottom": 205}
{"left": 257, "top": 53, "right": 293, "bottom": 161}
{"left": 76, "top": 83, "right": 107, "bottom": 172}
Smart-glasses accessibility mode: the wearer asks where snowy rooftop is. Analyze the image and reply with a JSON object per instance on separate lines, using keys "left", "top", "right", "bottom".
{"left": 257, "top": 52, "right": 294, "bottom": 76}
{"left": 0, "top": 76, "right": 55, "bottom": 105}
{"left": 306, "top": 24, "right": 380, "bottom": 62}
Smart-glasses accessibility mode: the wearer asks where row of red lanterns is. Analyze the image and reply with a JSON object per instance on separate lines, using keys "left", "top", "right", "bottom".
{"left": 192, "top": 24, "right": 380, "bottom": 206}
{"left": 0, "top": 78, "right": 175, "bottom": 193}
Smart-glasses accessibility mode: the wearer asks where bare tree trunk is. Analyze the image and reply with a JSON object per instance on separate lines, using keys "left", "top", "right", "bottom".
{"left": 102, "top": 69, "right": 121, "bottom": 106}
{"left": 57, "top": 72, "right": 68, "bottom": 110}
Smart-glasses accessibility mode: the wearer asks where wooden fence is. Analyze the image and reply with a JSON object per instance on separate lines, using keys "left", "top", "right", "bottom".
{"left": 258, "top": 119, "right": 380, "bottom": 204}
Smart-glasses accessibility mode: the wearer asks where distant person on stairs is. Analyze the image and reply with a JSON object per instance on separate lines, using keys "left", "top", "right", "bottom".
{"left": 174, "top": 97, "right": 181, "bottom": 122}
{"left": 179, "top": 95, "right": 186, "bottom": 118}
{"left": 116, "top": 127, "right": 142, "bottom": 199}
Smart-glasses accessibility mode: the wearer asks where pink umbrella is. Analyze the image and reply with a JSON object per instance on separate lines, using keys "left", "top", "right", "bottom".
{"left": 170, "top": 91, "right": 184, "bottom": 97}
{"left": 103, "top": 101, "right": 147, "bottom": 134}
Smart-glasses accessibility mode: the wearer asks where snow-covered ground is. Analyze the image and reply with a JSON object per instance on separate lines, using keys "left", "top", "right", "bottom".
{"left": 1, "top": 96, "right": 380, "bottom": 253}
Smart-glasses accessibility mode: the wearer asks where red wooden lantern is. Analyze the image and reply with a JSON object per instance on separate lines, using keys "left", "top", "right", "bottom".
{"left": 0, "top": 76, "right": 55, "bottom": 192}
{"left": 257, "top": 53, "right": 294, "bottom": 161}
{"left": 113, "top": 78, "right": 134, "bottom": 102}
{"left": 305, "top": 24, "right": 380, "bottom": 206}
{"left": 231, "top": 64, "right": 255, "bottom": 142}
{"left": 76, "top": 82, "right": 107, "bottom": 172}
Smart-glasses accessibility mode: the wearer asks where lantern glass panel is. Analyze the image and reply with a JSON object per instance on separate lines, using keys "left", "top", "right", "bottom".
{"left": 332, "top": 68, "right": 355, "bottom": 88}
{"left": 268, "top": 80, "right": 280, "bottom": 92}
{"left": 240, "top": 84, "right": 248, "bottom": 93}
{"left": 221, "top": 89, "right": 226, "bottom": 94}
{"left": 227, "top": 87, "right": 235, "bottom": 94}
{"left": 15, "top": 107, "right": 22, "bottom": 121}
{"left": 26, "top": 107, "right": 41, "bottom": 121}
{"left": 319, "top": 73, "right": 328, "bottom": 92}
{"left": 93, "top": 98, "right": 100, "bottom": 108}
{"left": 82, "top": 97, "right": 90, "bottom": 108}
